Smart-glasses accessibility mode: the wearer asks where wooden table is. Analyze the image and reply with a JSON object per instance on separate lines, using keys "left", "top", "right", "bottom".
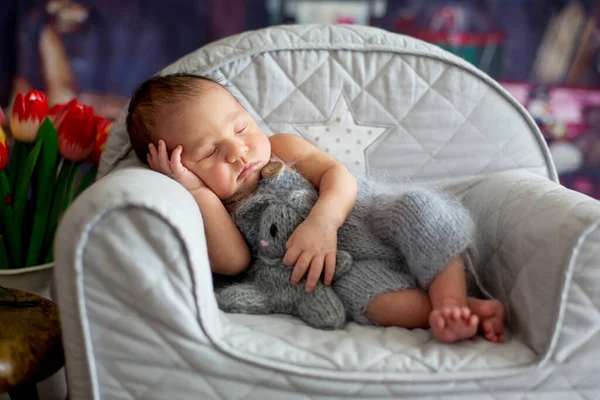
{"left": 0, "top": 288, "right": 64, "bottom": 400}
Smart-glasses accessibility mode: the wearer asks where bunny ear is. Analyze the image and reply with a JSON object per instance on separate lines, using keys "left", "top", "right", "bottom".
{"left": 232, "top": 193, "right": 278, "bottom": 244}
{"left": 232, "top": 193, "right": 277, "bottom": 222}
{"left": 285, "top": 188, "right": 318, "bottom": 218}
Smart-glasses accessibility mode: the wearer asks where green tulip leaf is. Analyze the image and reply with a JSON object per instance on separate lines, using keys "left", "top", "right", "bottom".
{"left": 42, "top": 159, "right": 73, "bottom": 263}
{"left": 0, "top": 171, "right": 21, "bottom": 267}
{"left": 75, "top": 165, "right": 97, "bottom": 198}
{"left": 6, "top": 141, "right": 25, "bottom": 191}
{"left": 25, "top": 118, "right": 59, "bottom": 267}
{"left": 12, "top": 140, "right": 42, "bottom": 231}
{"left": 62, "top": 162, "right": 82, "bottom": 212}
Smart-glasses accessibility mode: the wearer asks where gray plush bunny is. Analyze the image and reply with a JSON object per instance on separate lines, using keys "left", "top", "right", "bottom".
{"left": 215, "top": 162, "right": 353, "bottom": 330}
{"left": 216, "top": 160, "right": 478, "bottom": 327}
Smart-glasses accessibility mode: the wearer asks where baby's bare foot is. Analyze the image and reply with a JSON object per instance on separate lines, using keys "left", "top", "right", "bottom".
{"left": 468, "top": 298, "right": 505, "bottom": 343}
{"left": 429, "top": 300, "right": 479, "bottom": 343}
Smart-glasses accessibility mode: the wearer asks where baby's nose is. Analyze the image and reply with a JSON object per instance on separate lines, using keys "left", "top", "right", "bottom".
{"left": 225, "top": 139, "right": 249, "bottom": 163}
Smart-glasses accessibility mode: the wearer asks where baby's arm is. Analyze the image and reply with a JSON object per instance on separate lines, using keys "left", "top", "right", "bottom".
{"left": 270, "top": 133, "right": 357, "bottom": 290}
{"left": 148, "top": 140, "right": 250, "bottom": 275}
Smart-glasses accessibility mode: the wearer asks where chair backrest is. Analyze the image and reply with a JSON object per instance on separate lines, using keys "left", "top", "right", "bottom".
{"left": 99, "top": 24, "right": 557, "bottom": 184}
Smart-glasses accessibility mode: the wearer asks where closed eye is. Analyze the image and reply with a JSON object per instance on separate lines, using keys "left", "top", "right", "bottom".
{"left": 235, "top": 122, "right": 248, "bottom": 134}
{"left": 197, "top": 146, "right": 216, "bottom": 160}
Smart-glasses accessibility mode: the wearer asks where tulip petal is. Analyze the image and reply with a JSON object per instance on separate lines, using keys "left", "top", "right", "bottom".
{"left": 57, "top": 99, "right": 97, "bottom": 161}
{"left": 0, "top": 126, "right": 8, "bottom": 171}
{"left": 11, "top": 92, "right": 25, "bottom": 120}
{"left": 10, "top": 91, "right": 49, "bottom": 143}
{"left": 26, "top": 91, "right": 49, "bottom": 121}
{"left": 86, "top": 116, "right": 111, "bottom": 166}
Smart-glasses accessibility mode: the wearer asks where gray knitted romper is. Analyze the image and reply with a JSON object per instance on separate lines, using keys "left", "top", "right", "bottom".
{"left": 221, "top": 163, "right": 477, "bottom": 326}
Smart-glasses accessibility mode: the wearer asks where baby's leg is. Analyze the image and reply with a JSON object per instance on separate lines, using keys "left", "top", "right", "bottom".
{"left": 428, "top": 256, "right": 478, "bottom": 343}
{"left": 364, "top": 289, "right": 431, "bottom": 328}
{"left": 370, "top": 188, "right": 476, "bottom": 290}
{"left": 334, "top": 259, "right": 419, "bottom": 325}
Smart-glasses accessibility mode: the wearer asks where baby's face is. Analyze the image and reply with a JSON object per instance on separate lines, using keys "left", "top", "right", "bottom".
{"left": 157, "top": 83, "right": 271, "bottom": 201}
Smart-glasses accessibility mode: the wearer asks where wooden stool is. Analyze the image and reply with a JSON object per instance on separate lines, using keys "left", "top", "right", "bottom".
{"left": 0, "top": 288, "right": 64, "bottom": 400}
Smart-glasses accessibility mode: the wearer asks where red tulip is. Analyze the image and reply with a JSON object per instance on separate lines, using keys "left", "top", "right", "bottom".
{"left": 86, "top": 116, "right": 112, "bottom": 166}
{"left": 10, "top": 91, "right": 50, "bottom": 142}
{"left": 55, "top": 99, "right": 97, "bottom": 161}
{"left": 49, "top": 103, "right": 67, "bottom": 127}
{"left": 0, "top": 126, "right": 8, "bottom": 171}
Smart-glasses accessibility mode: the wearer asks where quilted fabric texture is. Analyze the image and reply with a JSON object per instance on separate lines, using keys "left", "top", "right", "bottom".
{"left": 99, "top": 24, "right": 557, "bottom": 184}
{"left": 54, "top": 25, "right": 600, "bottom": 399}
{"left": 54, "top": 169, "right": 600, "bottom": 399}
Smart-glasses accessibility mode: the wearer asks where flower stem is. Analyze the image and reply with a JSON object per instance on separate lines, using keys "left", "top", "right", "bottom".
{"left": 74, "top": 165, "right": 97, "bottom": 199}
{"left": 62, "top": 162, "right": 82, "bottom": 211}
{"left": 42, "top": 159, "right": 73, "bottom": 263}
{"left": 0, "top": 171, "right": 21, "bottom": 268}
{"left": 12, "top": 140, "right": 42, "bottom": 231}
{"left": 25, "top": 118, "right": 59, "bottom": 267}
{"left": 6, "top": 140, "right": 24, "bottom": 191}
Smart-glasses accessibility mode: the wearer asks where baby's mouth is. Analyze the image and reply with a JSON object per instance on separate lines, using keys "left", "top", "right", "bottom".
{"left": 237, "top": 162, "right": 258, "bottom": 181}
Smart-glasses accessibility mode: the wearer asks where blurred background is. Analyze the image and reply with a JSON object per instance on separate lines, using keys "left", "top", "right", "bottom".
{"left": 2, "top": 0, "right": 600, "bottom": 198}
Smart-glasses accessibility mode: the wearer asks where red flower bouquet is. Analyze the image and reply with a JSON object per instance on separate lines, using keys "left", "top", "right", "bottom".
{"left": 0, "top": 91, "right": 111, "bottom": 269}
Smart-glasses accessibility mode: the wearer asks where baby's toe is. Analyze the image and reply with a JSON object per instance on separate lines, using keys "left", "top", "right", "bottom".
{"left": 441, "top": 308, "right": 453, "bottom": 319}
{"left": 483, "top": 319, "right": 494, "bottom": 333}
{"left": 468, "top": 315, "right": 479, "bottom": 327}
{"left": 450, "top": 308, "right": 462, "bottom": 320}
{"left": 460, "top": 307, "right": 471, "bottom": 319}
{"left": 429, "top": 310, "right": 445, "bottom": 329}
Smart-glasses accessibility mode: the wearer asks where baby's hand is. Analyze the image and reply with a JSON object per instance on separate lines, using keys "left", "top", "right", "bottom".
{"left": 283, "top": 216, "right": 338, "bottom": 292}
{"left": 147, "top": 139, "right": 205, "bottom": 191}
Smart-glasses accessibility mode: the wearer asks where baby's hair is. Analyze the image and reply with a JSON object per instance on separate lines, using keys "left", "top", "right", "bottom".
{"left": 126, "top": 73, "right": 222, "bottom": 164}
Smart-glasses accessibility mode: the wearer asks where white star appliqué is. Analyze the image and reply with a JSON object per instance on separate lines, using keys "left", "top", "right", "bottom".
{"left": 294, "top": 95, "right": 389, "bottom": 172}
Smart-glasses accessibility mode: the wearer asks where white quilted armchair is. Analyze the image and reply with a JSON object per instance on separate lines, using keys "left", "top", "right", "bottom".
{"left": 54, "top": 25, "right": 600, "bottom": 399}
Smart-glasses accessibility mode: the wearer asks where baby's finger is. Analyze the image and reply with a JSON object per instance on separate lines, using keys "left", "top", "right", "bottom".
{"left": 157, "top": 140, "right": 172, "bottom": 174}
{"left": 305, "top": 256, "right": 324, "bottom": 292}
{"left": 170, "top": 145, "right": 184, "bottom": 173}
{"left": 146, "top": 153, "right": 155, "bottom": 169}
{"left": 323, "top": 253, "right": 336, "bottom": 285}
{"left": 290, "top": 253, "right": 313, "bottom": 285}
{"left": 148, "top": 143, "right": 158, "bottom": 167}
{"left": 147, "top": 149, "right": 156, "bottom": 170}
{"left": 283, "top": 246, "right": 301, "bottom": 267}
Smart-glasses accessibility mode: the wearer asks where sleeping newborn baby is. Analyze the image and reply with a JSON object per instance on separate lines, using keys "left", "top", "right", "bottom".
{"left": 221, "top": 160, "right": 505, "bottom": 342}
{"left": 126, "top": 72, "right": 505, "bottom": 343}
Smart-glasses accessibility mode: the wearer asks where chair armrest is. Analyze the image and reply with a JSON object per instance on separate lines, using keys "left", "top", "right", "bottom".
{"left": 53, "top": 167, "right": 221, "bottom": 397}
{"left": 460, "top": 170, "right": 600, "bottom": 361}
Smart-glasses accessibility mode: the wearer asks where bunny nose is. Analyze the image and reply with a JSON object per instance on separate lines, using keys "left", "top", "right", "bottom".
{"left": 260, "top": 240, "right": 269, "bottom": 247}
